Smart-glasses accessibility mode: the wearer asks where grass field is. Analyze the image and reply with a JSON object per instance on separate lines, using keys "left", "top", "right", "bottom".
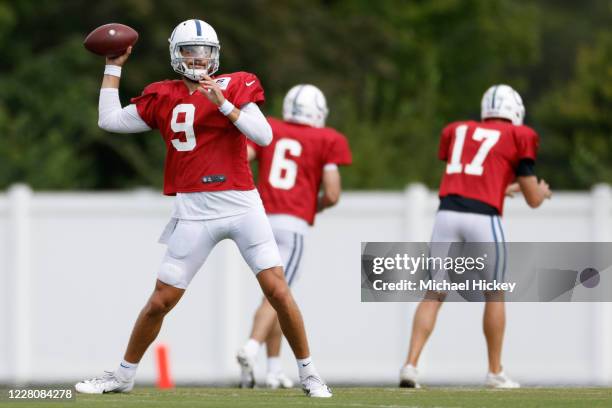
{"left": 2, "top": 387, "right": 612, "bottom": 408}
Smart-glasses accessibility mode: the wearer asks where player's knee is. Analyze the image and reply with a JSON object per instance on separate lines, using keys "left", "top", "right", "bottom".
{"left": 144, "top": 295, "right": 175, "bottom": 317}
{"left": 265, "top": 283, "right": 292, "bottom": 310}
{"left": 484, "top": 290, "right": 505, "bottom": 302}
{"left": 425, "top": 290, "right": 447, "bottom": 302}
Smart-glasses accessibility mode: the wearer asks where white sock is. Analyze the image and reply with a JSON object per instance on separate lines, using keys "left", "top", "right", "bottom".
{"left": 115, "top": 359, "right": 138, "bottom": 381}
{"left": 267, "top": 356, "right": 281, "bottom": 375}
{"left": 297, "top": 357, "right": 318, "bottom": 380}
{"left": 243, "top": 338, "right": 261, "bottom": 357}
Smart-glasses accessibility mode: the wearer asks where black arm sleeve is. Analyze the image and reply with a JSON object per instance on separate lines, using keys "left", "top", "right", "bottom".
{"left": 516, "top": 158, "right": 536, "bottom": 176}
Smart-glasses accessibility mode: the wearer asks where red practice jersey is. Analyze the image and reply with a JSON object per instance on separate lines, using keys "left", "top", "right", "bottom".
{"left": 438, "top": 120, "right": 539, "bottom": 214}
{"left": 131, "top": 71, "right": 264, "bottom": 195}
{"left": 250, "top": 118, "right": 352, "bottom": 225}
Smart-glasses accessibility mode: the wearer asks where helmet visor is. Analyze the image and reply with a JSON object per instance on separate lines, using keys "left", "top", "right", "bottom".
{"left": 178, "top": 45, "right": 217, "bottom": 72}
{"left": 179, "top": 44, "right": 214, "bottom": 59}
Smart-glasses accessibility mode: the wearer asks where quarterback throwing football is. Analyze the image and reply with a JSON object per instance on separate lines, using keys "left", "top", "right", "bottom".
{"left": 236, "top": 85, "right": 352, "bottom": 389}
{"left": 75, "top": 19, "right": 331, "bottom": 398}
{"left": 399, "top": 84, "right": 552, "bottom": 389}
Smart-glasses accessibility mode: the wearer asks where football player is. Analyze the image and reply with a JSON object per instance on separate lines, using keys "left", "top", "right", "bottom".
{"left": 236, "top": 85, "right": 352, "bottom": 389}
{"left": 399, "top": 84, "right": 552, "bottom": 389}
{"left": 75, "top": 19, "right": 332, "bottom": 398}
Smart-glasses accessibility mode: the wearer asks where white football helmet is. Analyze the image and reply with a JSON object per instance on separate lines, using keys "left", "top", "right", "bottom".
{"left": 168, "top": 19, "right": 220, "bottom": 81}
{"left": 282, "top": 84, "right": 329, "bottom": 128}
{"left": 481, "top": 84, "right": 525, "bottom": 125}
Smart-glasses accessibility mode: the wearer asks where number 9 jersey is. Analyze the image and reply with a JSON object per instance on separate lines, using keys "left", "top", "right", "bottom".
{"left": 250, "top": 118, "right": 352, "bottom": 225}
{"left": 130, "top": 71, "right": 264, "bottom": 195}
{"left": 438, "top": 120, "right": 539, "bottom": 215}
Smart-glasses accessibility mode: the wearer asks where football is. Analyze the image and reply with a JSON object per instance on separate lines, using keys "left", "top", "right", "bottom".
{"left": 83, "top": 23, "right": 138, "bottom": 57}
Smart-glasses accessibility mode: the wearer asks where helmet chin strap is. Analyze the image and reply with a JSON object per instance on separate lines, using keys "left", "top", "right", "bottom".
{"left": 182, "top": 75, "right": 200, "bottom": 84}
{"left": 185, "top": 70, "right": 208, "bottom": 81}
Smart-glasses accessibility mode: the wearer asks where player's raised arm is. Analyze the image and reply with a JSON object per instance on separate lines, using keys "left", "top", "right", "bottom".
{"left": 101, "top": 46, "right": 131, "bottom": 89}
{"left": 97, "top": 46, "right": 151, "bottom": 134}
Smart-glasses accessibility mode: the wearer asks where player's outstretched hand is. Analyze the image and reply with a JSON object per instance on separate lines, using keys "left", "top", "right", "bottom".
{"left": 106, "top": 46, "right": 132, "bottom": 67}
{"left": 198, "top": 74, "right": 225, "bottom": 106}
{"left": 539, "top": 179, "right": 552, "bottom": 199}
{"left": 505, "top": 182, "right": 521, "bottom": 197}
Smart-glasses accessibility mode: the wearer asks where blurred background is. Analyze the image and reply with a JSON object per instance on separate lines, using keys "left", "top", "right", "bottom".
{"left": 1, "top": 0, "right": 611, "bottom": 191}
{"left": 0, "top": 0, "right": 611, "bottom": 387}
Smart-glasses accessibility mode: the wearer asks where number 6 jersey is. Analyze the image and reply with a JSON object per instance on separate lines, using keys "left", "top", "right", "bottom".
{"left": 438, "top": 120, "right": 539, "bottom": 215}
{"left": 131, "top": 71, "right": 264, "bottom": 195}
{"left": 250, "top": 118, "right": 352, "bottom": 225}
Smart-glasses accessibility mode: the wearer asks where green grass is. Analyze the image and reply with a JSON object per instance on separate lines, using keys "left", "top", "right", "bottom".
{"left": 2, "top": 387, "right": 612, "bottom": 408}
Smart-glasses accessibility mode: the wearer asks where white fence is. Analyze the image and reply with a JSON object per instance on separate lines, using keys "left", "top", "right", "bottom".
{"left": 1, "top": 184, "right": 611, "bottom": 386}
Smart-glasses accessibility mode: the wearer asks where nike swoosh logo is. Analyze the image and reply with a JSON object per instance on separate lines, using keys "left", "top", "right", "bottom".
{"left": 246, "top": 81, "right": 255, "bottom": 86}
{"left": 301, "top": 362, "right": 311, "bottom": 367}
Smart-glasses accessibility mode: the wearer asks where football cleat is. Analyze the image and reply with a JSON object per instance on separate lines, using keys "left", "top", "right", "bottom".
{"left": 265, "top": 372, "right": 294, "bottom": 389}
{"left": 301, "top": 375, "right": 332, "bottom": 398}
{"left": 75, "top": 371, "right": 134, "bottom": 394}
{"left": 236, "top": 348, "right": 256, "bottom": 388}
{"left": 485, "top": 371, "right": 520, "bottom": 388}
{"left": 399, "top": 364, "right": 421, "bottom": 388}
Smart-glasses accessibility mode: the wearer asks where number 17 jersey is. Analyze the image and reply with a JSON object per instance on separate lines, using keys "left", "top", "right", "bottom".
{"left": 250, "top": 118, "right": 352, "bottom": 225}
{"left": 438, "top": 120, "right": 539, "bottom": 215}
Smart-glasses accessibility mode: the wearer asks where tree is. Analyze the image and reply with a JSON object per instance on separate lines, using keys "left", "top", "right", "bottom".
{"left": 536, "top": 32, "right": 612, "bottom": 188}
{"left": 0, "top": 0, "right": 607, "bottom": 191}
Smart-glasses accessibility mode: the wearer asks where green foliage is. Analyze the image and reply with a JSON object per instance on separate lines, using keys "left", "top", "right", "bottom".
{"left": 0, "top": 0, "right": 610, "bottom": 190}
{"left": 536, "top": 31, "right": 612, "bottom": 188}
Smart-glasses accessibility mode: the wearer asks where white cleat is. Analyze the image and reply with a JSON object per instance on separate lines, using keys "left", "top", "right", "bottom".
{"left": 399, "top": 364, "right": 421, "bottom": 388}
{"left": 485, "top": 371, "right": 520, "bottom": 389}
{"left": 236, "top": 348, "right": 256, "bottom": 388}
{"left": 75, "top": 371, "right": 134, "bottom": 394}
{"left": 301, "top": 375, "right": 332, "bottom": 398}
{"left": 265, "top": 372, "right": 294, "bottom": 389}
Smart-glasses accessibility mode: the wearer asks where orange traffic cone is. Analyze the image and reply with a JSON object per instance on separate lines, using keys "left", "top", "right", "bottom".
{"left": 155, "top": 343, "right": 175, "bottom": 389}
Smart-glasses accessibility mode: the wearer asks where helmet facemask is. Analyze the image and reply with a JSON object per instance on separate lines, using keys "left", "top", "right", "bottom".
{"left": 171, "top": 43, "right": 219, "bottom": 81}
